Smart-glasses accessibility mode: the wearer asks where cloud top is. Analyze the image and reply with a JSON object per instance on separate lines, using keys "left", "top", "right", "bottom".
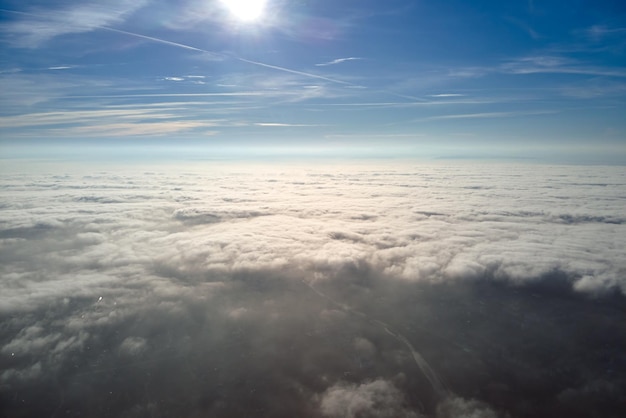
{"left": 1, "top": 160, "right": 624, "bottom": 417}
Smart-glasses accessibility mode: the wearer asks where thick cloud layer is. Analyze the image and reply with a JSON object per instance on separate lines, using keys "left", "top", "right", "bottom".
{"left": 1, "top": 160, "right": 625, "bottom": 417}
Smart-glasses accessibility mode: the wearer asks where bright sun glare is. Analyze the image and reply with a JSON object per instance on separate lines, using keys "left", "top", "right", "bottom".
{"left": 221, "top": 0, "right": 267, "bottom": 22}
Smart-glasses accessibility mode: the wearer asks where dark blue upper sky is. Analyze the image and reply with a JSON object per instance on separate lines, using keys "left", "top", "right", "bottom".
{"left": 1, "top": 0, "right": 625, "bottom": 161}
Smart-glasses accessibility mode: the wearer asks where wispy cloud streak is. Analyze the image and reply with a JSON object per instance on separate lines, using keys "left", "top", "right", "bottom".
{"left": 430, "top": 94, "right": 464, "bottom": 97}
{"left": 0, "top": 2, "right": 147, "bottom": 48}
{"left": 501, "top": 56, "right": 626, "bottom": 78}
{"left": 421, "top": 110, "right": 558, "bottom": 121}
{"left": 254, "top": 123, "right": 322, "bottom": 127}
{"left": 315, "top": 57, "right": 362, "bottom": 66}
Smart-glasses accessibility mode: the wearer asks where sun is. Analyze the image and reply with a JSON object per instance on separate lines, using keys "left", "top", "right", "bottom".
{"left": 221, "top": 0, "right": 267, "bottom": 22}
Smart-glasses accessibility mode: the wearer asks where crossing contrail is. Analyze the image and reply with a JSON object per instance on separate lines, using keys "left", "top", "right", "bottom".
{"left": 235, "top": 56, "right": 356, "bottom": 86}
{"left": 101, "top": 27, "right": 357, "bottom": 86}
{"left": 0, "top": 7, "right": 356, "bottom": 86}
{"left": 1, "top": 7, "right": 425, "bottom": 103}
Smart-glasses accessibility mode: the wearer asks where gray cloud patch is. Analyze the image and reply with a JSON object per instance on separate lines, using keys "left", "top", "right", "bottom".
{"left": 436, "top": 396, "right": 500, "bottom": 418}
{"left": 0, "top": 160, "right": 625, "bottom": 417}
{"left": 173, "top": 207, "right": 267, "bottom": 224}
{"left": 319, "top": 378, "right": 420, "bottom": 418}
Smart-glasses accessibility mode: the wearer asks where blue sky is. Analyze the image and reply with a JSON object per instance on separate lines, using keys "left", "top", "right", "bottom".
{"left": 1, "top": 0, "right": 625, "bottom": 161}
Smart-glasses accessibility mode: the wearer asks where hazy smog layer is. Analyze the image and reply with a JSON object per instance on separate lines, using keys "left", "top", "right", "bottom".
{"left": 1, "top": 161, "right": 625, "bottom": 417}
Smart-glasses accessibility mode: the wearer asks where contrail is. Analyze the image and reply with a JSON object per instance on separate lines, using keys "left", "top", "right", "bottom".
{"left": 100, "top": 28, "right": 356, "bottom": 86}
{"left": 2, "top": 7, "right": 425, "bottom": 103}
{"left": 372, "top": 319, "right": 449, "bottom": 398}
{"left": 103, "top": 28, "right": 359, "bottom": 87}
{"left": 302, "top": 280, "right": 451, "bottom": 400}
{"left": 100, "top": 27, "right": 215, "bottom": 55}
{"left": 0, "top": 7, "right": 355, "bottom": 86}
{"left": 315, "top": 57, "right": 363, "bottom": 67}
{"left": 235, "top": 56, "right": 356, "bottom": 86}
